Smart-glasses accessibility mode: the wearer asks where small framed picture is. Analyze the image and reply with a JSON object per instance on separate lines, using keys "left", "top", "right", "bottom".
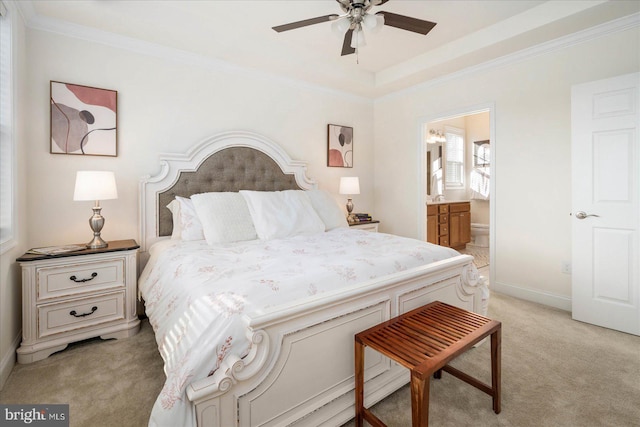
{"left": 327, "top": 124, "right": 353, "bottom": 168}
{"left": 50, "top": 81, "right": 117, "bottom": 156}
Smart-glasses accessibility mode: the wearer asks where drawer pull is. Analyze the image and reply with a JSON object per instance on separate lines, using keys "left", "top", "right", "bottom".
{"left": 69, "top": 306, "right": 98, "bottom": 318}
{"left": 69, "top": 272, "right": 98, "bottom": 283}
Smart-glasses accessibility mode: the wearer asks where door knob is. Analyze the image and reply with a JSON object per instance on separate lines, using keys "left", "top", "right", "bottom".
{"left": 575, "top": 211, "right": 600, "bottom": 220}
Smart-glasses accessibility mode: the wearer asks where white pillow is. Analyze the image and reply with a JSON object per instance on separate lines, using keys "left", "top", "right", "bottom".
{"left": 190, "top": 192, "right": 257, "bottom": 244}
{"left": 240, "top": 190, "right": 325, "bottom": 240}
{"left": 166, "top": 196, "right": 205, "bottom": 241}
{"left": 306, "top": 189, "right": 348, "bottom": 230}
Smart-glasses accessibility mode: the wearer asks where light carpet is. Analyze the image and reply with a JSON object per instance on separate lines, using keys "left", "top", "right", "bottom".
{"left": 2, "top": 292, "right": 639, "bottom": 427}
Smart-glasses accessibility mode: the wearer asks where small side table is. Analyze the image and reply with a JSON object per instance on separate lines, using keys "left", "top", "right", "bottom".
{"left": 16, "top": 239, "right": 141, "bottom": 363}
{"left": 355, "top": 301, "right": 501, "bottom": 426}
{"left": 349, "top": 220, "right": 380, "bottom": 232}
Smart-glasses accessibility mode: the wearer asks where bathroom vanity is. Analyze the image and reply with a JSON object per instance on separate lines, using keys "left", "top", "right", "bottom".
{"left": 427, "top": 201, "right": 471, "bottom": 249}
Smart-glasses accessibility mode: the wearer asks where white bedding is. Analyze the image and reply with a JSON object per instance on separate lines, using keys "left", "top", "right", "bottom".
{"left": 139, "top": 228, "right": 460, "bottom": 426}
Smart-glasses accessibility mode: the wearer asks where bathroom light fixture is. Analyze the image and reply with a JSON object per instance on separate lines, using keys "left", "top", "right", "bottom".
{"left": 339, "top": 176, "right": 360, "bottom": 224}
{"left": 428, "top": 129, "right": 446, "bottom": 144}
{"left": 73, "top": 171, "right": 118, "bottom": 249}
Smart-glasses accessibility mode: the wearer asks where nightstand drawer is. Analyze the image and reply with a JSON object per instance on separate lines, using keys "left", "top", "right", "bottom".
{"left": 38, "top": 291, "right": 125, "bottom": 338}
{"left": 349, "top": 220, "right": 380, "bottom": 232}
{"left": 37, "top": 259, "right": 124, "bottom": 301}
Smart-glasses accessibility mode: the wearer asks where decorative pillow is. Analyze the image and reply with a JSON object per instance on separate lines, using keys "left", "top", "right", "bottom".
{"left": 166, "top": 199, "right": 183, "bottom": 240}
{"left": 166, "top": 196, "right": 205, "bottom": 241}
{"left": 240, "top": 190, "right": 325, "bottom": 240}
{"left": 190, "top": 192, "right": 257, "bottom": 244}
{"left": 306, "top": 189, "right": 348, "bottom": 230}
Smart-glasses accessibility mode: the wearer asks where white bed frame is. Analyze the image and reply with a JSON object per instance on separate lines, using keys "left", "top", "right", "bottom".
{"left": 139, "top": 131, "right": 488, "bottom": 427}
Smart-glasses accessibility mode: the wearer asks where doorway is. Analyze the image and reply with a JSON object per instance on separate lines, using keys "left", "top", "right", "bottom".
{"left": 419, "top": 103, "right": 495, "bottom": 277}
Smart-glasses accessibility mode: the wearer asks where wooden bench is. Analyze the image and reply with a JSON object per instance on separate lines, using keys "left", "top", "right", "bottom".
{"left": 354, "top": 301, "right": 502, "bottom": 426}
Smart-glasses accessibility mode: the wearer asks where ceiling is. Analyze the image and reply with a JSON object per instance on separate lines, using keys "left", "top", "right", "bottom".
{"left": 17, "top": 1, "right": 640, "bottom": 98}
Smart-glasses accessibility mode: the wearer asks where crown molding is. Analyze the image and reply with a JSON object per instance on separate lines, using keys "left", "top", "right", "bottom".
{"left": 15, "top": 1, "right": 373, "bottom": 104}
{"left": 379, "top": 12, "right": 640, "bottom": 101}
{"left": 14, "top": 2, "right": 640, "bottom": 101}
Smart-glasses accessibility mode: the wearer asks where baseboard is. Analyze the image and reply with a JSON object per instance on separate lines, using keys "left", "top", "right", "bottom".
{"left": 0, "top": 333, "right": 20, "bottom": 391}
{"left": 492, "top": 281, "right": 571, "bottom": 312}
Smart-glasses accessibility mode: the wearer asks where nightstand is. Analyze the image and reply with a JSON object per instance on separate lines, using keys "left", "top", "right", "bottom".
{"left": 16, "top": 239, "right": 141, "bottom": 363}
{"left": 348, "top": 220, "right": 380, "bottom": 232}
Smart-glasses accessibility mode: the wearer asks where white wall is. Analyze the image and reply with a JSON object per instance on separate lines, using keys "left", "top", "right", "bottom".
{"left": 0, "top": 1, "right": 28, "bottom": 389}
{"left": 373, "top": 26, "right": 640, "bottom": 309}
{"left": 24, "top": 30, "right": 375, "bottom": 246}
{"left": 1, "top": 26, "right": 375, "bottom": 387}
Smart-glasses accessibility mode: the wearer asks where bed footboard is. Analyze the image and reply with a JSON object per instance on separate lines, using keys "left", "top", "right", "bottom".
{"left": 186, "top": 255, "right": 487, "bottom": 427}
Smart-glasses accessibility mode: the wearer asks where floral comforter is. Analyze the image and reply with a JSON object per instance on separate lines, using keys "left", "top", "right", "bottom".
{"left": 139, "top": 228, "right": 460, "bottom": 426}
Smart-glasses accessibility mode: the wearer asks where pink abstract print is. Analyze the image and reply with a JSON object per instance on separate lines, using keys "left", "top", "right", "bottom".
{"left": 50, "top": 81, "right": 117, "bottom": 156}
{"left": 327, "top": 124, "right": 353, "bottom": 167}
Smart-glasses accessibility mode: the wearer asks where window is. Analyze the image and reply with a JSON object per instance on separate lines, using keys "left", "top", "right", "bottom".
{"left": 444, "top": 127, "right": 465, "bottom": 189}
{"left": 0, "top": 0, "right": 15, "bottom": 253}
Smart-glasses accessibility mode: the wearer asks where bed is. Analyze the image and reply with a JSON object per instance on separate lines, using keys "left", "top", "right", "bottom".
{"left": 138, "top": 131, "right": 488, "bottom": 427}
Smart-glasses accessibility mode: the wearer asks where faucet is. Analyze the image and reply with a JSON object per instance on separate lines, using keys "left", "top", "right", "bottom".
{"left": 433, "top": 194, "right": 445, "bottom": 202}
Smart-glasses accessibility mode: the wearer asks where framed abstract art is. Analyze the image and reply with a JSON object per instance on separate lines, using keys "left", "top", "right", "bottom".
{"left": 50, "top": 81, "right": 117, "bottom": 156}
{"left": 327, "top": 124, "right": 353, "bottom": 168}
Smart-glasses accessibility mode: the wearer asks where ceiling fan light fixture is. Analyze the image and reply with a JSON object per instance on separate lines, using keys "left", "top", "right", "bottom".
{"left": 331, "top": 16, "right": 351, "bottom": 35}
{"left": 363, "top": 14, "right": 384, "bottom": 31}
{"left": 350, "top": 28, "right": 366, "bottom": 49}
{"left": 272, "top": 0, "right": 437, "bottom": 58}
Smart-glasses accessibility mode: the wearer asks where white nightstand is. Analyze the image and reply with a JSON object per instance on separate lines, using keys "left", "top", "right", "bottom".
{"left": 348, "top": 220, "right": 380, "bottom": 232}
{"left": 16, "top": 239, "right": 141, "bottom": 363}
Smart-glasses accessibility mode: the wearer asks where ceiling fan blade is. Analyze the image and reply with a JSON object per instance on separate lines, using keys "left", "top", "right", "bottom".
{"left": 341, "top": 29, "right": 356, "bottom": 56}
{"left": 272, "top": 14, "right": 339, "bottom": 32}
{"left": 371, "top": 0, "right": 390, "bottom": 5}
{"left": 376, "top": 11, "right": 437, "bottom": 35}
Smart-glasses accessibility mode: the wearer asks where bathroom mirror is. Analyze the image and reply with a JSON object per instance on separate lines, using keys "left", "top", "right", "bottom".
{"left": 426, "top": 144, "right": 443, "bottom": 196}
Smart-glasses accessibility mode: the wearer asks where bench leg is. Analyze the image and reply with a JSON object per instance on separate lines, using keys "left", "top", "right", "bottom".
{"left": 411, "top": 371, "right": 429, "bottom": 427}
{"left": 433, "top": 369, "right": 442, "bottom": 379}
{"left": 491, "top": 328, "right": 502, "bottom": 414}
{"left": 355, "top": 340, "right": 365, "bottom": 427}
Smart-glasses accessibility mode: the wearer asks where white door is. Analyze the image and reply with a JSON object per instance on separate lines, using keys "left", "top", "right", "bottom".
{"left": 571, "top": 72, "right": 640, "bottom": 335}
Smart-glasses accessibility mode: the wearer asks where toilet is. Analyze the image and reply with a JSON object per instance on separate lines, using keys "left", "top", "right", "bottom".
{"left": 471, "top": 223, "right": 490, "bottom": 247}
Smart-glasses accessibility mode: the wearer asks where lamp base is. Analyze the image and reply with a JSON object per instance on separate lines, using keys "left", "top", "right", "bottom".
{"left": 346, "top": 197, "right": 356, "bottom": 223}
{"left": 86, "top": 235, "right": 108, "bottom": 249}
{"left": 86, "top": 205, "right": 108, "bottom": 249}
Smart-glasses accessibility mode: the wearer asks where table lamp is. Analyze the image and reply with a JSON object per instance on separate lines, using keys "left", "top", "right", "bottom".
{"left": 73, "top": 171, "right": 118, "bottom": 249}
{"left": 339, "top": 176, "right": 360, "bottom": 223}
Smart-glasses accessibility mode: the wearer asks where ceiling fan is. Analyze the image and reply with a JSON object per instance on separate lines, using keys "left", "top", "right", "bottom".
{"left": 272, "top": 0, "right": 437, "bottom": 57}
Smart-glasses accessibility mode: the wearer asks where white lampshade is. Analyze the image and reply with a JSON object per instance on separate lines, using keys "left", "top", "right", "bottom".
{"left": 74, "top": 171, "right": 118, "bottom": 201}
{"left": 339, "top": 177, "right": 360, "bottom": 195}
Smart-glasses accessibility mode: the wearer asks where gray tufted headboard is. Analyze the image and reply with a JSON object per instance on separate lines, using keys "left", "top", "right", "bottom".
{"left": 158, "top": 147, "right": 301, "bottom": 237}
{"left": 140, "top": 131, "right": 316, "bottom": 253}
